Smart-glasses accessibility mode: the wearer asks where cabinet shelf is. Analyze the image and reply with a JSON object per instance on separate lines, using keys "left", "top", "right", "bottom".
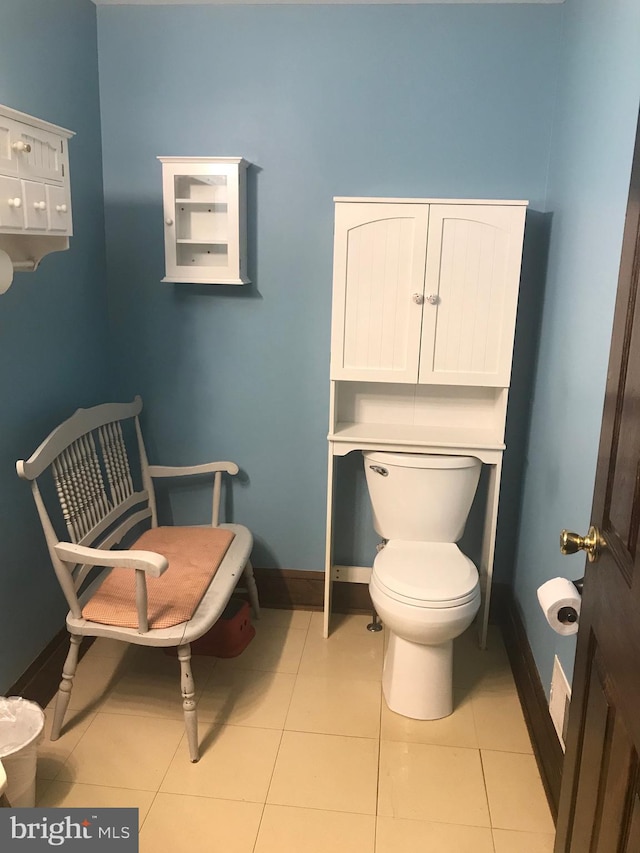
{"left": 329, "top": 421, "right": 506, "bottom": 453}
{"left": 176, "top": 238, "right": 227, "bottom": 245}
{"left": 175, "top": 199, "right": 228, "bottom": 207}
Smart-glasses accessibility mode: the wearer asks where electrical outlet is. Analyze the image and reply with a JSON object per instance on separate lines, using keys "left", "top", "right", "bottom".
{"left": 549, "top": 656, "right": 571, "bottom": 751}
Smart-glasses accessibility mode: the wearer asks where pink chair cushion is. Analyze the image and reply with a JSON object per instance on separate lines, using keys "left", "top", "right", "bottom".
{"left": 82, "top": 526, "right": 236, "bottom": 630}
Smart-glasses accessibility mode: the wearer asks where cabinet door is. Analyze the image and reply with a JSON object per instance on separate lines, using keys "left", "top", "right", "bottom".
{"left": 15, "top": 126, "right": 65, "bottom": 183}
{"left": 331, "top": 203, "right": 429, "bottom": 382}
{"left": 162, "top": 162, "right": 243, "bottom": 284}
{"left": 418, "top": 205, "right": 526, "bottom": 387}
{"left": 0, "top": 117, "right": 20, "bottom": 176}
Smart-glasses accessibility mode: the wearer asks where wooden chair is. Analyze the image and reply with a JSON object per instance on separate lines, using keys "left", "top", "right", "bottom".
{"left": 16, "top": 396, "right": 259, "bottom": 762}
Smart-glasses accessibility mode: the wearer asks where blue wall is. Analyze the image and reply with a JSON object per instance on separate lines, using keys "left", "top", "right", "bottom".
{"left": 0, "top": 0, "right": 110, "bottom": 690}
{"left": 96, "top": 3, "right": 561, "bottom": 574}
{"left": 513, "top": 0, "right": 640, "bottom": 692}
{"left": 3, "top": 0, "right": 638, "bottom": 705}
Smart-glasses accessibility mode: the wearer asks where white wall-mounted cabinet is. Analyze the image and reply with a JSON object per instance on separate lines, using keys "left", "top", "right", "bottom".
{"left": 330, "top": 200, "right": 526, "bottom": 387}
{"left": 324, "top": 197, "right": 528, "bottom": 647}
{"left": 158, "top": 157, "right": 249, "bottom": 285}
{"left": 0, "top": 104, "right": 74, "bottom": 293}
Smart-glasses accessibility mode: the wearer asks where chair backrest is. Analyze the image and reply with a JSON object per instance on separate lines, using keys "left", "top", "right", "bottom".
{"left": 16, "top": 396, "right": 157, "bottom": 617}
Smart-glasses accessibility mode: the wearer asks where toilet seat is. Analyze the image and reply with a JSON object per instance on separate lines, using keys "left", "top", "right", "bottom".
{"left": 372, "top": 541, "right": 479, "bottom": 608}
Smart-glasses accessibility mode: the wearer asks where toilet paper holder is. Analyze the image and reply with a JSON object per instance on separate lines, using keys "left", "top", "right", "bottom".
{"left": 538, "top": 576, "right": 583, "bottom": 635}
{"left": 557, "top": 579, "right": 583, "bottom": 625}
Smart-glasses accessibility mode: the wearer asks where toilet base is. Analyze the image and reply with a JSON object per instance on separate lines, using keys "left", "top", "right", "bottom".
{"left": 382, "top": 633, "right": 453, "bottom": 720}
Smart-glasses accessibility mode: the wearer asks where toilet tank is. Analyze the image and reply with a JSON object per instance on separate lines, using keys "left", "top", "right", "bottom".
{"left": 363, "top": 451, "right": 481, "bottom": 543}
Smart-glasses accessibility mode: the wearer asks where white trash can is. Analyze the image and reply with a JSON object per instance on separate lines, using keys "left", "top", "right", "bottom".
{"left": 0, "top": 697, "right": 45, "bottom": 807}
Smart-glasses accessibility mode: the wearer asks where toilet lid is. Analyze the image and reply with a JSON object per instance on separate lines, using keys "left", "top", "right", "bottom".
{"left": 372, "top": 541, "right": 479, "bottom": 607}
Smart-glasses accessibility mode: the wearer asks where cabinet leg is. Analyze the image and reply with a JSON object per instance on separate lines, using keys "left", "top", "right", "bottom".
{"left": 478, "top": 459, "right": 502, "bottom": 650}
{"left": 323, "top": 447, "right": 337, "bottom": 639}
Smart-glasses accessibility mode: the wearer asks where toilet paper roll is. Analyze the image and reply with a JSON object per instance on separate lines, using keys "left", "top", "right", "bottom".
{"left": 0, "top": 250, "right": 14, "bottom": 295}
{"left": 537, "top": 577, "right": 581, "bottom": 636}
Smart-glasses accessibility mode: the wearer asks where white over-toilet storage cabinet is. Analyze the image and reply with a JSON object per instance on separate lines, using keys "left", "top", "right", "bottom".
{"left": 324, "top": 197, "right": 528, "bottom": 647}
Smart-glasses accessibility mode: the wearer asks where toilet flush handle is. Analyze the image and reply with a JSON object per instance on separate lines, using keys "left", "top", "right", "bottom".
{"left": 369, "top": 465, "right": 388, "bottom": 477}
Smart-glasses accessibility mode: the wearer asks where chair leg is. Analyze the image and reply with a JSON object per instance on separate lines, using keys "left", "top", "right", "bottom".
{"left": 243, "top": 559, "right": 260, "bottom": 619}
{"left": 177, "top": 644, "right": 199, "bottom": 762}
{"left": 51, "top": 634, "right": 82, "bottom": 741}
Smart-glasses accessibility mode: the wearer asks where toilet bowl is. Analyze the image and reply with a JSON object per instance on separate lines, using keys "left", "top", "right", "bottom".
{"left": 363, "top": 451, "right": 481, "bottom": 720}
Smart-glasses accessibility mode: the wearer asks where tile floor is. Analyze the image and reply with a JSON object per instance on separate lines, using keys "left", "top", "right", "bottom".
{"left": 36, "top": 610, "right": 555, "bottom": 852}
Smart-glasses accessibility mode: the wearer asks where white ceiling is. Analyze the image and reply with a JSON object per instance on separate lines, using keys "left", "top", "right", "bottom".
{"left": 93, "top": 0, "right": 563, "bottom": 6}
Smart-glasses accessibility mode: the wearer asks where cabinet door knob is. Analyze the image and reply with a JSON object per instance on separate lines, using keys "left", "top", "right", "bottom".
{"left": 426, "top": 294, "right": 439, "bottom": 305}
{"left": 7, "top": 197, "right": 22, "bottom": 208}
{"left": 55, "top": 204, "right": 67, "bottom": 213}
{"left": 33, "top": 200, "right": 47, "bottom": 211}
{"left": 412, "top": 293, "right": 425, "bottom": 304}
{"left": 11, "top": 140, "right": 31, "bottom": 153}
{"left": 165, "top": 217, "right": 174, "bottom": 226}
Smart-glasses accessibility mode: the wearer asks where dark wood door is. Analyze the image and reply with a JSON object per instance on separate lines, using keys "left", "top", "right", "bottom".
{"left": 555, "top": 113, "right": 640, "bottom": 852}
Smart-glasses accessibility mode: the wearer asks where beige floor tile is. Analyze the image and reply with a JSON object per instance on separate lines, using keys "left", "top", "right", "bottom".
{"left": 124, "top": 644, "right": 218, "bottom": 678}
{"left": 454, "top": 624, "right": 514, "bottom": 692}
{"left": 35, "top": 777, "right": 53, "bottom": 805}
{"left": 466, "top": 623, "right": 505, "bottom": 651}
{"left": 140, "top": 793, "right": 263, "bottom": 853}
{"left": 41, "top": 640, "right": 132, "bottom": 715}
{"left": 38, "top": 707, "right": 97, "bottom": 780}
{"left": 257, "top": 607, "right": 312, "bottom": 631}
{"left": 299, "top": 624, "right": 384, "bottom": 682}
{"left": 493, "top": 828, "right": 556, "bottom": 853}
{"left": 56, "top": 712, "right": 184, "bottom": 790}
{"left": 380, "top": 690, "right": 478, "bottom": 748}
{"left": 285, "top": 675, "right": 381, "bottom": 738}
{"left": 378, "top": 741, "right": 490, "bottom": 827}
{"left": 376, "top": 816, "right": 495, "bottom": 853}
{"left": 48, "top": 655, "right": 129, "bottom": 714}
{"left": 311, "top": 611, "right": 381, "bottom": 637}
{"left": 482, "top": 750, "right": 555, "bottom": 833}
{"left": 99, "top": 650, "right": 215, "bottom": 720}
{"left": 83, "top": 637, "right": 134, "bottom": 661}
{"left": 214, "top": 626, "right": 307, "bottom": 674}
{"left": 267, "top": 730, "right": 378, "bottom": 815}
{"left": 197, "top": 669, "right": 296, "bottom": 729}
{"left": 256, "top": 804, "right": 375, "bottom": 853}
{"left": 472, "top": 683, "right": 533, "bottom": 753}
{"left": 37, "top": 780, "right": 155, "bottom": 824}
{"left": 27, "top": 609, "right": 557, "bottom": 853}
{"left": 160, "top": 724, "right": 281, "bottom": 802}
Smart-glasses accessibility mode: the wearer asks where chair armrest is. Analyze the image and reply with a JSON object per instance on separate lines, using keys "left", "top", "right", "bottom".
{"left": 146, "top": 462, "right": 240, "bottom": 527}
{"left": 54, "top": 542, "right": 169, "bottom": 578}
{"left": 148, "top": 461, "right": 239, "bottom": 478}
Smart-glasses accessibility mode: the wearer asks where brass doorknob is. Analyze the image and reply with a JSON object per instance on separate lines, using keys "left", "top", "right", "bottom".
{"left": 560, "top": 526, "right": 605, "bottom": 562}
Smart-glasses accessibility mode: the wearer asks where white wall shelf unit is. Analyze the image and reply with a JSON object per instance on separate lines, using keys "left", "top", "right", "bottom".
{"left": 158, "top": 156, "right": 249, "bottom": 285}
{"left": 324, "top": 197, "right": 528, "bottom": 648}
{"left": 0, "top": 104, "right": 74, "bottom": 294}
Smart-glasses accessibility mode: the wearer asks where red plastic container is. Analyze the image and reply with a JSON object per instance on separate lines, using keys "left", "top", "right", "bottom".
{"left": 190, "top": 597, "right": 255, "bottom": 658}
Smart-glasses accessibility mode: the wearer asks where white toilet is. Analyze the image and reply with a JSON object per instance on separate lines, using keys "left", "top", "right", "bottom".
{"left": 363, "top": 450, "right": 482, "bottom": 721}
